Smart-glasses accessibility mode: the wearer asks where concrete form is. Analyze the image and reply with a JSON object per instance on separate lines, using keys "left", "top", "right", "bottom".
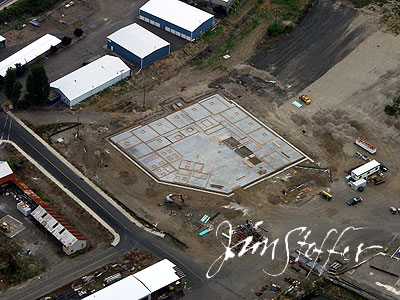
{"left": 139, "top": 0, "right": 214, "bottom": 41}
{"left": 107, "top": 23, "right": 170, "bottom": 68}
{"left": 111, "top": 94, "right": 306, "bottom": 194}
{"left": 0, "top": 34, "right": 60, "bottom": 77}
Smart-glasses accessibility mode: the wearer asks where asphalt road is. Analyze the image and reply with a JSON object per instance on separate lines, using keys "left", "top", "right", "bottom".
{"left": 0, "top": 110, "right": 209, "bottom": 300}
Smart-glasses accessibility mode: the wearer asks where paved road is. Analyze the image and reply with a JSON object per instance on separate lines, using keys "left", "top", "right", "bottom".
{"left": 0, "top": 110, "right": 210, "bottom": 300}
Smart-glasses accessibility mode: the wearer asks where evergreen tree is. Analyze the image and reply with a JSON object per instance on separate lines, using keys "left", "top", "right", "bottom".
{"left": 10, "top": 81, "right": 22, "bottom": 107}
{"left": 4, "top": 68, "right": 16, "bottom": 99}
{"left": 25, "top": 64, "right": 50, "bottom": 106}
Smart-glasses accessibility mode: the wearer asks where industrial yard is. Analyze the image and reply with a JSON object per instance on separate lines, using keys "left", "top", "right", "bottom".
{"left": 0, "top": 0, "right": 399, "bottom": 299}
{"left": 0, "top": 143, "right": 112, "bottom": 282}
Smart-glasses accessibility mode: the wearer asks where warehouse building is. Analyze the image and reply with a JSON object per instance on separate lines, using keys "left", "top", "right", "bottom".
{"left": 139, "top": 0, "right": 214, "bottom": 41}
{"left": 83, "top": 259, "right": 185, "bottom": 300}
{"left": 50, "top": 55, "right": 130, "bottom": 107}
{"left": 0, "top": 34, "right": 60, "bottom": 77}
{"left": 107, "top": 23, "right": 170, "bottom": 69}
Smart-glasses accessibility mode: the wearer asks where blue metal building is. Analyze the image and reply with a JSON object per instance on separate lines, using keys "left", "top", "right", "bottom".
{"left": 107, "top": 23, "right": 170, "bottom": 69}
{"left": 139, "top": 0, "right": 214, "bottom": 41}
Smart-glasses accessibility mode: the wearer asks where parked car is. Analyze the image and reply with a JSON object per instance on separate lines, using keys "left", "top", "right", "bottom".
{"left": 390, "top": 207, "right": 397, "bottom": 214}
{"left": 354, "top": 152, "right": 362, "bottom": 158}
{"left": 380, "top": 164, "right": 388, "bottom": 172}
{"left": 361, "top": 154, "right": 369, "bottom": 161}
{"left": 347, "top": 197, "right": 363, "bottom": 206}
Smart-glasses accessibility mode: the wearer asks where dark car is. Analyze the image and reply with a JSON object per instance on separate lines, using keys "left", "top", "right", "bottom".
{"left": 347, "top": 197, "right": 363, "bottom": 206}
{"left": 380, "top": 164, "right": 388, "bottom": 172}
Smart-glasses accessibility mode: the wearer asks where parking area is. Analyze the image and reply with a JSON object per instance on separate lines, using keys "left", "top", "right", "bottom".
{"left": 0, "top": 193, "right": 65, "bottom": 268}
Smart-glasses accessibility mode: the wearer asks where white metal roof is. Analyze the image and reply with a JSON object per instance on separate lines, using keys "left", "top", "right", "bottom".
{"left": 31, "top": 206, "right": 78, "bottom": 248}
{"left": 133, "top": 259, "right": 181, "bottom": 292}
{"left": 140, "top": 0, "right": 213, "bottom": 33}
{"left": 0, "top": 161, "right": 13, "bottom": 179}
{"left": 82, "top": 275, "right": 150, "bottom": 300}
{"left": 0, "top": 35, "right": 5, "bottom": 43}
{"left": 0, "top": 34, "right": 60, "bottom": 77}
{"left": 108, "top": 23, "right": 169, "bottom": 59}
{"left": 352, "top": 160, "right": 380, "bottom": 176}
{"left": 50, "top": 55, "right": 130, "bottom": 102}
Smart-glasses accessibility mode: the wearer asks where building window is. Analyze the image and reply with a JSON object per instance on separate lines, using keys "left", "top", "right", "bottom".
{"left": 59, "top": 228, "right": 65, "bottom": 234}
{"left": 52, "top": 222, "right": 59, "bottom": 228}
{"left": 41, "top": 212, "right": 48, "bottom": 218}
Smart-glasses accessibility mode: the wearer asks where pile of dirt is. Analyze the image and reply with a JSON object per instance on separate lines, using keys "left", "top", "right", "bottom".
{"left": 208, "top": 69, "right": 288, "bottom": 105}
{"left": 311, "top": 109, "right": 359, "bottom": 156}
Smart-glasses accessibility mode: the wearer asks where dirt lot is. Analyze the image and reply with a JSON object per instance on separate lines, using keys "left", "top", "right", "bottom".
{"left": 0, "top": 144, "right": 112, "bottom": 269}
{"left": 11, "top": 0, "right": 400, "bottom": 298}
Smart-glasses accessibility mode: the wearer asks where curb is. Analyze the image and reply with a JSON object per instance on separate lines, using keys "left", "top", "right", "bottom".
{"left": 0, "top": 140, "right": 120, "bottom": 246}
{"left": 7, "top": 110, "right": 165, "bottom": 240}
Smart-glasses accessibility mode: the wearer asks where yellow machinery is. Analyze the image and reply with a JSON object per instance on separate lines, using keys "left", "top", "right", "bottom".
{"left": 300, "top": 95, "right": 311, "bottom": 105}
{"left": 0, "top": 222, "right": 10, "bottom": 233}
{"left": 320, "top": 190, "right": 332, "bottom": 201}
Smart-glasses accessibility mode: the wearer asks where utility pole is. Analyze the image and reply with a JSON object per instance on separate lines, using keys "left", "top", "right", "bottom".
{"left": 77, "top": 114, "right": 80, "bottom": 138}
{"left": 143, "top": 85, "right": 146, "bottom": 109}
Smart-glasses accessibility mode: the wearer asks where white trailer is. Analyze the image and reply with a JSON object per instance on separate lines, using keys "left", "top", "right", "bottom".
{"left": 355, "top": 137, "right": 376, "bottom": 154}
{"left": 351, "top": 160, "right": 380, "bottom": 181}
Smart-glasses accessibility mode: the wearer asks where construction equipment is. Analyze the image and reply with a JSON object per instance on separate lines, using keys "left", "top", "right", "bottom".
{"left": 370, "top": 174, "right": 386, "bottom": 185}
{"left": 320, "top": 190, "right": 332, "bottom": 201}
{"left": 165, "top": 194, "right": 186, "bottom": 204}
{"left": 0, "top": 222, "right": 10, "bottom": 233}
{"left": 299, "top": 95, "right": 311, "bottom": 105}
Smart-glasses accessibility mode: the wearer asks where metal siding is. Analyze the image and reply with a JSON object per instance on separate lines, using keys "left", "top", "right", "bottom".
{"left": 66, "top": 70, "right": 130, "bottom": 106}
{"left": 142, "top": 44, "right": 170, "bottom": 68}
{"left": 192, "top": 16, "right": 214, "bottom": 39}
{"left": 108, "top": 41, "right": 142, "bottom": 67}
{"left": 139, "top": 10, "right": 192, "bottom": 37}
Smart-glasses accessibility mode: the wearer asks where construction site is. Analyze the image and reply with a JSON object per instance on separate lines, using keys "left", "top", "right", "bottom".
{"left": 110, "top": 94, "right": 307, "bottom": 195}
{"left": 0, "top": 0, "right": 399, "bottom": 299}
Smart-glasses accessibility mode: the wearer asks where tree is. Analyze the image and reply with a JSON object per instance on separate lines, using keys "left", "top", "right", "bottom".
{"left": 73, "top": 28, "right": 83, "bottom": 37}
{"left": 25, "top": 64, "right": 50, "bottom": 106}
{"left": 61, "top": 36, "right": 72, "bottom": 46}
{"left": 15, "top": 63, "right": 26, "bottom": 77}
{"left": 267, "top": 23, "right": 285, "bottom": 37}
{"left": 50, "top": 45, "right": 58, "bottom": 54}
{"left": 4, "top": 68, "right": 16, "bottom": 99}
{"left": 10, "top": 81, "right": 22, "bottom": 107}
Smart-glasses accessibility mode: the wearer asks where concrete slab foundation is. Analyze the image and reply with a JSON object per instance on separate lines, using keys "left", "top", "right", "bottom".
{"left": 110, "top": 94, "right": 307, "bottom": 194}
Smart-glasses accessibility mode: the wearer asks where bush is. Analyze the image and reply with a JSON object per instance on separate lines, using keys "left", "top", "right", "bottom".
{"left": 267, "top": 23, "right": 286, "bottom": 37}
{"left": 61, "top": 36, "right": 72, "bottom": 46}
{"left": 384, "top": 96, "right": 400, "bottom": 117}
{"left": 50, "top": 45, "right": 58, "bottom": 54}
{"left": 385, "top": 105, "right": 396, "bottom": 116}
{"left": 15, "top": 63, "right": 26, "bottom": 77}
{"left": 73, "top": 28, "right": 83, "bottom": 37}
